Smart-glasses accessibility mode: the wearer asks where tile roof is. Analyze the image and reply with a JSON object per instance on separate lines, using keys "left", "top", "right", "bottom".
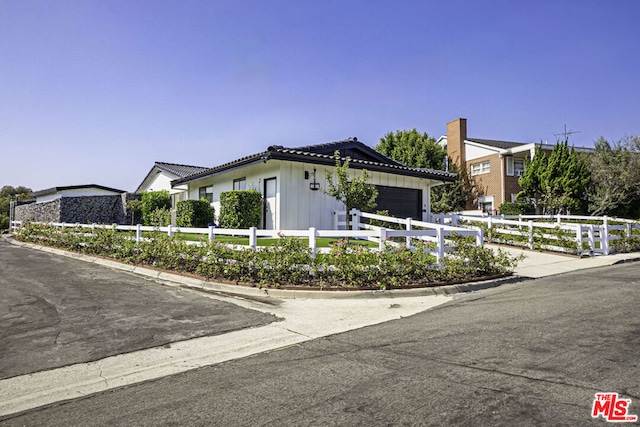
{"left": 154, "top": 162, "right": 209, "bottom": 178}
{"left": 172, "top": 139, "right": 456, "bottom": 185}
{"left": 136, "top": 162, "right": 209, "bottom": 192}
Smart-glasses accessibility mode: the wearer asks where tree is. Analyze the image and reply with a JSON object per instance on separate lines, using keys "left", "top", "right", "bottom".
{"left": 374, "top": 129, "right": 477, "bottom": 214}
{"left": 324, "top": 151, "right": 378, "bottom": 230}
{"left": 430, "top": 162, "right": 480, "bottom": 213}
{"left": 0, "top": 185, "right": 33, "bottom": 230}
{"left": 587, "top": 135, "right": 640, "bottom": 217}
{"left": 375, "top": 129, "right": 446, "bottom": 169}
{"left": 518, "top": 141, "right": 590, "bottom": 215}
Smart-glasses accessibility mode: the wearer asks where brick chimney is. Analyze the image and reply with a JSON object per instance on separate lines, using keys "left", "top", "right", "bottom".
{"left": 446, "top": 118, "right": 467, "bottom": 167}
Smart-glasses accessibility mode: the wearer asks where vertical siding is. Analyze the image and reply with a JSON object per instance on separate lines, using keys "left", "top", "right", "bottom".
{"left": 182, "top": 159, "right": 441, "bottom": 230}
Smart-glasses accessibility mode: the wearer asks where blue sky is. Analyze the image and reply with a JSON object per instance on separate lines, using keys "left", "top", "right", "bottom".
{"left": 1, "top": 0, "right": 639, "bottom": 192}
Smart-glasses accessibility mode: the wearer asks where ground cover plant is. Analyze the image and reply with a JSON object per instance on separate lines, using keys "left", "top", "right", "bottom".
{"left": 14, "top": 223, "right": 520, "bottom": 289}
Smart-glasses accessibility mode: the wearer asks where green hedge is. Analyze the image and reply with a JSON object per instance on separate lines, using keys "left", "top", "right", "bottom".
{"left": 498, "top": 202, "right": 535, "bottom": 215}
{"left": 141, "top": 191, "right": 171, "bottom": 226}
{"left": 176, "top": 199, "right": 215, "bottom": 228}
{"left": 219, "top": 190, "right": 262, "bottom": 228}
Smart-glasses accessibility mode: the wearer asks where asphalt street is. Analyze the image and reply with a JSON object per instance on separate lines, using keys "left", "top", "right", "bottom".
{"left": 0, "top": 239, "right": 277, "bottom": 380}
{"left": 1, "top": 256, "right": 638, "bottom": 426}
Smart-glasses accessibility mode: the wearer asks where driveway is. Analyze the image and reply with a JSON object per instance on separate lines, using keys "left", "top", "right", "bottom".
{"left": 0, "top": 240, "right": 277, "bottom": 379}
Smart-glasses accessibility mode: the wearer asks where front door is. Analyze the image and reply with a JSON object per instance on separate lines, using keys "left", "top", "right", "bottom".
{"left": 263, "top": 178, "right": 277, "bottom": 229}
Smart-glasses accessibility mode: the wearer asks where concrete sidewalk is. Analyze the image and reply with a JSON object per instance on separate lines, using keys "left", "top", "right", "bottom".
{"left": 486, "top": 243, "right": 640, "bottom": 278}
{"left": 2, "top": 236, "right": 639, "bottom": 418}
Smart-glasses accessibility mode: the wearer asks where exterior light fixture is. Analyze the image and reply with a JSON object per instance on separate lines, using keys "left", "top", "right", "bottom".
{"left": 309, "top": 168, "right": 320, "bottom": 191}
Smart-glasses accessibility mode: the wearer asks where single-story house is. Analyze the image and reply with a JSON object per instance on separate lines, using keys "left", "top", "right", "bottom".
{"left": 14, "top": 184, "right": 137, "bottom": 225}
{"left": 170, "top": 137, "right": 456, "bottom": 230}
{"left": 136, "top": 161, "right": 209, "bottom": 195}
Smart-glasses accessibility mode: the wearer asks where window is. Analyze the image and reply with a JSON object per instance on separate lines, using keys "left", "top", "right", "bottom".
{"left": 514, "top": 159, "right": 525, "bottom": 176}
{"left": 506, "top": 156, "right": 526, "bottom": 176}
{"left": 198, "top": 186, "right": 213, "bottom": 203}
{"left": 233, "top": 178, "right": 247, "bottom": 190}
{"left": 471, "top": 161, "right": 490, "bottom": 176}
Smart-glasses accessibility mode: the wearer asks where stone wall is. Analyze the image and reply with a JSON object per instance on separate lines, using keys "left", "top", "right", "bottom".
{"left": 14, "top": 193, "right": 142, "bottom": 225}
{"left": 15, "top": 199, "right": 61, "bottom": 223}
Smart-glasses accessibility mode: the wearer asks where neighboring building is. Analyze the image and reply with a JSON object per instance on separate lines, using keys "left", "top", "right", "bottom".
{"left": 136, "top": 162, "right": 209, "bottom": 202}
{"left": 437, "top": 118, "right": 591, "bottom": 214}
{"left": 14, "top": 184, "right": 137, "bottom": 225}
{"left": 170, "top": 137, "right": 456, "bottom": 229}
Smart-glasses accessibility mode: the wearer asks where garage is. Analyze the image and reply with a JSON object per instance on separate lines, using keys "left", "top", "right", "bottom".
{"left": 374, "top": 185, "right": 423, "bottom": 220}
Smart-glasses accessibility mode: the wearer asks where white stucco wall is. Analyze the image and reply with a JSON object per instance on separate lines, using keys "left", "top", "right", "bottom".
{"left": 144, "top": 173, "right": 175, "bottom": 193}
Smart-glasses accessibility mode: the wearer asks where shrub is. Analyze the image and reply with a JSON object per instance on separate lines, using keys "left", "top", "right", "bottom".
{"left": 0, "top": 214, "right": 9, "bottom": 231}
{"left": 499, "top": 202, "right": 535, "bottom": 215}
{"left": 141, "top": 191, "right": 171, "bottom": 226}
{"left": 219, "top": 190, "right": 262, "bottom": 229}
{"left": 148, "top": 208, "right": 171, "bottom": 227}
{"left": 176, "top": 199, "right": 215, "bottom": 228}
{"left": 14, "top": 223, "right": 522, "bottom": 289}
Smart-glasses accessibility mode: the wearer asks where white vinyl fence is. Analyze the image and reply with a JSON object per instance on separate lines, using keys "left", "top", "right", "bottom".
{"left": 334, "top": 210, "right": 483, "bottom": 263}
{"left": 11, "top": 210, "right": 483, "bottom": 264}
{"left": 430, "top": 213, "right": 640, "bottom": 255}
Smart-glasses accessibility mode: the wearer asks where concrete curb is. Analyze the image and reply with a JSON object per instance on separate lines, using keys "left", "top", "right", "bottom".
{"left": 4, "top": 237, "right": 520, "bottom": 299}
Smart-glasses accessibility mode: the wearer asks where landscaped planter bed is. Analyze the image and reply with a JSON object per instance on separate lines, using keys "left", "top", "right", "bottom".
{"left": 14, "top": 223, "right": 521, "bottom": 290}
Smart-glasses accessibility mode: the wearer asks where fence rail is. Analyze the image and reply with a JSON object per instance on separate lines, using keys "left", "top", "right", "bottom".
{"left": 10, "top": 210, "right": 483, "bottom": 264}
{"left": 430, "top": 213, "right": 640, "bottom": 255}
{"left": 334, "top": 209, "right": 483, "bottom": 263}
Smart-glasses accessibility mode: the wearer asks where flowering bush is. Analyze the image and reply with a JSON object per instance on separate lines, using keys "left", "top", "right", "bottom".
{"left": 14, "top": 223, "right": 520, "bottom": 289}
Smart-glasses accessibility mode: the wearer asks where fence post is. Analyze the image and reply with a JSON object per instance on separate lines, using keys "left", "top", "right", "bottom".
{"left": 378, "top": 227, "right": 387, "bottom": 251}
{"left": 487, "top": 216, "right": 493, "bottom": 242}
{"left": 575, "top": 225, "right": 583, "bottom": 254}
{"left": 556, "top": 213, "right": 561, "bottom": 225}
{"left": 136, "top": 224, "right": 142, "bottom": 242}
{"left": 167, "top": 224, "right": 174, "bottom": 238}
{"left": 602, "top": 216, "right": 609, "bottom": 255}
{"left": 518, "top": 214, "right": 522, "bottom": 226}
{"left": 208, "top": 225, "right": 215, "bottom": 242}
{"left": 351, "top": 209, "right": 360, "bottom": 230}
{"left": 436, "top": 227, "right": 445, "bottom": 264}
{"left": 405, "top": 217, "right": 412, "bottom": 247}
{"left": 249, "top": 227, "right": 257, "bottom": 250}
{"left": 588, "top": 224, "right": 595, "bottom": 254}
{"left": 309, "top": 227, "right": 317, "bottom": 258}
{"left": 528, "top": 220, "right": 534, "bottom": 250}
{"left": 476, "top": 226, "right": 484, "bottom": 247}
{"left": 332, "top": 211, "right": 337, "bottom": 230}
{"left": 626, "top": 223, "right": 632, "bottom": 252}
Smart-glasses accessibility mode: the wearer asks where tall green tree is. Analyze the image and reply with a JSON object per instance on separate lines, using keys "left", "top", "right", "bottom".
{"left": 375, "top": 129, "right": 446, "bottom": 169}
{"left": 430, "top": 162, "right": 480, "bottom": 213}
{"left": 518, "top": 141, "right": 590, "bottom": 215}
{"left": 324, "top": 151, "right": 378, "bottom": 230}
{"left": 375, "top": 129, "right": 477, "bottom": 213}
{"left": 587, "top": 135, "right": 640, "bottom": 217}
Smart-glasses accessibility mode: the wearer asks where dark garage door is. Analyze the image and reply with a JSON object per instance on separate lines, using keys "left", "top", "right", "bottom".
{"left": 375, "top": 185, "right": 423, "bottom": 219}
